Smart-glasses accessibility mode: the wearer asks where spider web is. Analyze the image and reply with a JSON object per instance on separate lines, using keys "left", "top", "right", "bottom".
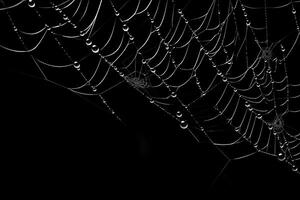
{"left": 1, "top": 0, "right": 300, "bottom": 190}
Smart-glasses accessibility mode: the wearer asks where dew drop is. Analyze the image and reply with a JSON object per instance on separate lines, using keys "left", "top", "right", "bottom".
{"left": 91, "top": 45, "right": 99, "bottom": 54}
{"left": 86, "top": 38, "right": 92, "bottom": 46}
{"left": 235, "top": 127, "right": 240, "bottom": 132}
{"left": 171, "top": 92, "right": 177, "bottom": 98}
{"left": 268, "top": 124, "right": 273, "bottom": 130}
{"left": 79, "top": 31, "right": 85, "bottom": 37}
{"left": 180, "top": 120, "right": 188, "bottom": 129}
{"left": 142, "top": 59, "right": 147, "bottom": 64}
{"left": 150, "top": 68, "right": 156, "bottom": 73}
{"left": 115, "top": 11, "right": 120, "bottom": 16}
{"left": 292, "top": 8, "right": 296, "bottom": 14}
{"left": 178, "top": 9, "right": 182, "bottom": 15}
{"left": 28, "top": 0, "right": 35, "bottom": 8}
{"left": 63, "top": 14, "right": 68, "bottom": 21}
{"left": 246, "top": 20, "right": 251, "bottom": 26}
{"left": 92, "top": 86, "right": 97, "bottom": 92}
{"left": 292, "top": 164, "right": 298, "bottom": 172}
{"left": 122, "top": 24, "right": 129, "bottom": 32}
{"left": 277, "top": 152, "right": 285, "bottom": 161}
{"left": 257, "top": 114, "right": 262, "bottom": 119}
{"left": 249, "top": 107, "right": 253, "bottom": 111}
{"left": 222, "top": 77, "right": 227, "bottom": 82}
{"left": 73, "top": 61, "right": 80, "bottom": 70}
{"left": 150, "top": 99, "right": 154, "bottom": 104}
{"left": 280, "top": 44, "right": 285, "bottom": 52}
{"left": 176, "top": 111, "right": 182, "bottom": 118}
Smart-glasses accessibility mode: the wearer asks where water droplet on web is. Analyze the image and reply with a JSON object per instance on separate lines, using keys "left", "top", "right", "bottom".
{"left": 280, "top": 44, "right": 285, "bottom": 52}
{"left": 244, "top": 12, "right": 247, "bottom": 17}
{"left": 178, "top": 9, "right": 182, "bottom": 15}
{"left": 142, "top": 59, "right": 147, "bottom": 64}
{"left": 28, "top": 0, "right": 35, "bottom": 8}
{"left": 245, "top": 101, "right": 250, "bottom": 108}
{"left": 222, "top": 77, "right": 227, "bottom": 82}
{"left": 149, "top": 99, "right": 154, "bottom": 104}
{"left": 92, "top": 86, "right": 97, "bottom": 92}
{"left": 171, "top": 92, "right": 177, "bottom": 98}
{"left": 91, "top": 45, "right": 99, "bottom": 54}
{"left": 176, "top": 111, "right": 182, "bottom": 118}
{"left": 73, "top": 61, "right": 80, "bottom": 70}
{"left": 122, "top": 24, "right": 129, "bottom": 32}
{"left": 292, "top": 8, "right": 296, "bottom": 14}
{"left": 180, "top": 120, "right": 188, "bottom": 129}
{"left": 235, "top": 127, "right": 240, "bottom": 132}
{"left": 257, "top": 114, "right": 262, "bottom": 119}
{"left": 150, "top": 68, "right": 156, "bottom": 73}
{"left": 249, "top": 107, "right": 253, "bottom": 111}
{"left": 79, "top": 31, "right": 85, "bottom": 37}
{"left": 292, "top": 164, "right": 298, "bottom": 172}
{"left": 246, "top": 20, "right": 251, "bottom": 26}
{"left": 86, "top": 38, "right": 92, "bottom": 46}
{"left": 63, "top": 14, "right": 68, "bottom": 21}
{"left": 268, "top": 124, "right": 273, "bottom": 130}
{"left": 277, "top": 152, "right": 285, "bottom": 161}
{"left": 115, "top": 11, "right": 120, "bottom": 16}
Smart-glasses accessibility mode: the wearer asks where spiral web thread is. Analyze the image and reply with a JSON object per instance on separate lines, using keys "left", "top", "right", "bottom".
{"left": 1, "top": 0, "right": 300, "bottom": 184}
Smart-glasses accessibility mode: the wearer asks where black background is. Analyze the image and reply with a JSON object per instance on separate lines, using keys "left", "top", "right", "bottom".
{"left": 2, "top": 49, "right": 300, "bottom": 197}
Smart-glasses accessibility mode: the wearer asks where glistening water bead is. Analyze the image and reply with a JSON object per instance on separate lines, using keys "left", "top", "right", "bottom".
{"left": 86, "top": 38, "right": 92, "bottom": 46}
{"left": 28, "top": 0, "right": 35, "bottom": 8}
{"left": 176, "top": 111, "right": 182, "bottom": 118}
{"left": 277, "top": 152, "right": 285, "bottom": 161}
{"left": 91, "top": 45, "right": 99, "bottom": 54}
{"left": 122, "top": 24, "right": 129, "bottom": 32}
{"left": 73, "top": 61, "right": 80, "bottom": 70}
{"left": 180, "top": 120, "right": 188, "bottom": 129}
{"left": 234, "top": 127, "right": 240, "bottom": 132}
